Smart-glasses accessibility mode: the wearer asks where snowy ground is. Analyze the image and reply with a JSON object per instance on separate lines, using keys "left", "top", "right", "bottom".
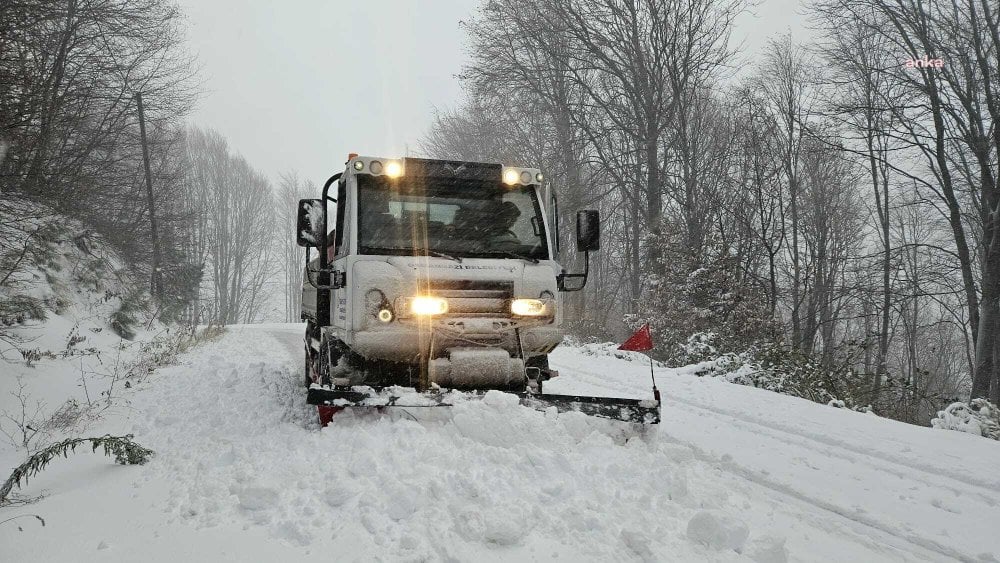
{"left": 2, "top": 324, "right": 1000, "bottom": 562}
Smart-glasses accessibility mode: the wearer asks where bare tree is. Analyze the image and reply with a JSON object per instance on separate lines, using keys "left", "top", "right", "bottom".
{"left": 277, "top": 172, "right": 315, "bottom": 322}
{"left": 183, "top": 128, "right": 275, "bottom": 325}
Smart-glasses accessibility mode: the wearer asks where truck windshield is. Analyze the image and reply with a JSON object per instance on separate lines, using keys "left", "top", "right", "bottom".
{"left": 357, "top": 176, "right": 549, "bottom": 260}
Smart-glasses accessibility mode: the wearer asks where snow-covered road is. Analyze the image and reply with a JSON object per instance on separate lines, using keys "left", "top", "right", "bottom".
{"left": 3, "top": 324, "right": 999, "bottom": 562}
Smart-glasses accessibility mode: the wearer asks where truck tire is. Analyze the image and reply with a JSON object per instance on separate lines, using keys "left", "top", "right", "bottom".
{"left": 343, "top": 350, "right": 395, "bottom": 387}
{"left": 304, "top": 322, "right": 317, "bottom": 387}
{"left": 304, "top": 347, "right": 312, "bottom": 387}
{"left": 318, "top": 337, "right": 341, "bottom": 387}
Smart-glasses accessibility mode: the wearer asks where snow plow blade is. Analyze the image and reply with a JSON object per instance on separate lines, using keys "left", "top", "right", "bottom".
{"left": 518, "top": 393, "right": 660, "bottom": 424}
{"left": 306, "top": 386, "right": 660, "bottom": 424}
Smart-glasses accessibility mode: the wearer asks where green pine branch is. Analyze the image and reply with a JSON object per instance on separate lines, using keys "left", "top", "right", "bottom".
{"left": 0, "top": 434, "right": 153, "bottom": 505}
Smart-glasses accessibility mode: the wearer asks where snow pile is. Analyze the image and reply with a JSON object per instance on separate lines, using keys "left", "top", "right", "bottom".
{"left": 931, "top": 399, "right": 1000, "bottom": 440}
{"left": 686, "top": 510, "right": 749, "bottom": 552}
{"left": 129, "top": 329, "right": 697, "bottom": 559}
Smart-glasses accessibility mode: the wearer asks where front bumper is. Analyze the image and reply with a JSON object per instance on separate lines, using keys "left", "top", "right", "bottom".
{"left": 347, "top": 319, "right": 563, "bottom": 363}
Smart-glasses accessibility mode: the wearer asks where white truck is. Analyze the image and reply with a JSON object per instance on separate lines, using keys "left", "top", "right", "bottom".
{"left": 297, "top": 156, "right": 658, "bottom": 424}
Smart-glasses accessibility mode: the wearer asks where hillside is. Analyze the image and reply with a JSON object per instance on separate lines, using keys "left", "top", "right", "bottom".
{"left": 0, "top": 204, "right": 175, "bottom": 429}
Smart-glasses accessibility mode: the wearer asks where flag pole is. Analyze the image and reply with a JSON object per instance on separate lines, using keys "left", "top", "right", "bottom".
{"left": 649, "top": 355, "right": 660, "bottom": 402}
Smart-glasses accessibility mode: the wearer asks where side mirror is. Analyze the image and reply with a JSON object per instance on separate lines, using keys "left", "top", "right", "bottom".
{"left": 296, "top": 199, "right": 324, "bottom": 247}
{"left": 576, "top": 210, "right": 600, "bottom": 252}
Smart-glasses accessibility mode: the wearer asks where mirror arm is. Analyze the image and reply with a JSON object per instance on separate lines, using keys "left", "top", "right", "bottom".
{"left": 316, "top": 173, "right": 342, "bottom": 327}
{"left": 557, "top": 251, "right": 589, "bottom": 292}
{"left": 304, "top": 266, "right": 344, "bottom": 290}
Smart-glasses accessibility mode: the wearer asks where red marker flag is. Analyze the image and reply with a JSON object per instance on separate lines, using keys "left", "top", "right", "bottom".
{"left": 618, "top": 323, "right": 653, "bottom": 352}
{"left": 619, "top": 323, "right": 660, "bottom": 402}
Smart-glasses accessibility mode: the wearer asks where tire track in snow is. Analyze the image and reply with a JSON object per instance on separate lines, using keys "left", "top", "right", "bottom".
{"left": 551, "top": 359, "right": 982, "bottom": 563}
{"left": 557, "top": 359, "right": 1000, "bottom": 496}
{"left": 664, "top": 393, "right": 1000, "bottom": 494}
{"left": 661, "top": 394, "right": 1000, "bottom": 507}
{"left": 655, "top": 429, "right": 976, "bottom": 563}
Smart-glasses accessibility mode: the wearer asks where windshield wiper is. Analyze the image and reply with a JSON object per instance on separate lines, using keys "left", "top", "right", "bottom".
{"left": 365, "top": 246, "right": 462, "bottom": 263}
{"left": 425, "top": 250, "right": 462, "bottom": 263}
{"left": 488, "top": 250, "right": 540, "bottom": 264}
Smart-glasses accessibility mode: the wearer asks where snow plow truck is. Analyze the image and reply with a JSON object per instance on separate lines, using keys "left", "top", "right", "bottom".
{"left": 297, "top": 155, "right": 660, "bottom": 425}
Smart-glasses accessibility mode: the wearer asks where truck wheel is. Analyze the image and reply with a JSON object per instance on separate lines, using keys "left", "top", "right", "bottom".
{"left": 305, "top": 343, "right": 324, "bottom": 387}
{"left": 304, "top": 347, "right": 312, "bottom": 387}
{"left": 304, "top": 322, "right": 320, "bottom": 387}
{"left": 318, "top": 337, "right": 341, "bottom": 387}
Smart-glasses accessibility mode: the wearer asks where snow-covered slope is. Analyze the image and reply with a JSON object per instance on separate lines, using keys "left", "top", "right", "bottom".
{"left": 2, "top": 324, "right": 999, "bottom": 562}
{"left": 0, "top": 215, "right": 168, "bottom": 448}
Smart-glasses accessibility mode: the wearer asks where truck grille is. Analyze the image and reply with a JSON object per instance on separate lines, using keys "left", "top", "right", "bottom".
{"left": 427, "top": 280, "right": 512, "bottom": 316}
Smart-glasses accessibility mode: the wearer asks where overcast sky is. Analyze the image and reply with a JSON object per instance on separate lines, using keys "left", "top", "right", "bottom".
{"left": 178, "top": 0, "right": 809, "bottom": 187}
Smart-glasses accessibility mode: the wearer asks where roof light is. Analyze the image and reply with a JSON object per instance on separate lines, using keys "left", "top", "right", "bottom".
{"left": 536, "top": 172, "right": 544, "bottom": 183}
{"left": 385, "top": 160, "right": 403, "bottom": 178}
{"left": 520, "top": 171, "right": 532, "bottom": 184}
{"left": 369, "top": 160, "right": 383, "bottom": 174}
{"left": 503, "top": 168, "right": 520, "bottom": 185}
{"left": 353, "top": 160, "right": 364, "bottom": 171}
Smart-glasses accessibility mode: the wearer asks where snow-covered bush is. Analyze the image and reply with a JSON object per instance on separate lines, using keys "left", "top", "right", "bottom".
{"left": 678, "top": 332, "right": 719, "bottom": 364}
{"left": 630, "top": 235, "right": 780, "bottom": 365}
{"left": 109, "top": 289, "right": 149, "bottom": 340}
{"left": 743, "top": 343, "right": 871, "bottom": 407}
{"left": 681, "top": 340, "right": 873, "bottom": 412}
{"left": 931, "top": 399, "right": 1000, "bottom": 440}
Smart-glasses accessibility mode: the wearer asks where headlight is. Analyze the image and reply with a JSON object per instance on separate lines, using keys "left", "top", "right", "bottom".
{"left": 410, "top": 296, "right": 448, "bottom": 316}
{"left": 511, "top": 298, "right": 551, "bottom": 316}
{"left": 384, "top": 160, "right": 403, "bottom": 178}
{"left": 502, "top": 168, "right": 520, "bottom": 185}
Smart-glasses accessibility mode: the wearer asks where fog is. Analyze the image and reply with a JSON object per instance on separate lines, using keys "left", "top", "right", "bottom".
{"left": 179, "top": 0, "right": 809, "bottom": 185}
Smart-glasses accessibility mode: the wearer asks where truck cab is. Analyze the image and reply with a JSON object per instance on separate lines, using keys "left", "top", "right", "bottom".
{"left": 298, "top": 156, "right": 598, "bottom": 393}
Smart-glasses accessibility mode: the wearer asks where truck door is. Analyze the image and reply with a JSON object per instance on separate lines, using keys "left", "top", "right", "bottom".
{"left": 331, "top": 177, "right": 350, "bottom": 332}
